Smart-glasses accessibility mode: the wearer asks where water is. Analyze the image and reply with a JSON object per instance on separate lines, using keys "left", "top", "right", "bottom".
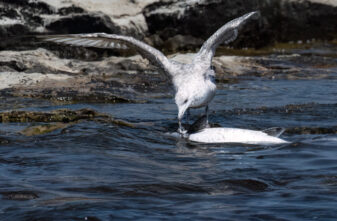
{"left": 0, "top": 45, "right": 337, "bottom": 220}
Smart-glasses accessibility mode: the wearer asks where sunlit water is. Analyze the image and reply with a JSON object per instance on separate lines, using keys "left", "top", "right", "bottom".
{"left": 0, "top": 47, "right": 337, "bottom": 220}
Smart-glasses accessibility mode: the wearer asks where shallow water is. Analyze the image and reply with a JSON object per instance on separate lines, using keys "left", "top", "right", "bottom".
{"left": 1, "top": 46, "right": 337, "bottom": 220}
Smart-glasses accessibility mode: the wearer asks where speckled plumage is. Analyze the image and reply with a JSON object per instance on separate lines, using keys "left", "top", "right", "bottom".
{"left": 41, "top": 11, "right": 259, "bottom": 134}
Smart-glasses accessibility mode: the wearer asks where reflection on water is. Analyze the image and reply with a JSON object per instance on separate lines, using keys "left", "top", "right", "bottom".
{"left": 0, "top": 48, "right": 337, "bottom": 220}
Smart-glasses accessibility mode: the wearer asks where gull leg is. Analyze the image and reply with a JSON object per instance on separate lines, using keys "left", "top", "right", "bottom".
{"left": 205, "top": 105, "right": 209, "bottom": 125}
{"left": 178, "top": 119, "right": 185, "bottom": 134}
{"left": 178, "top": 116, "right": 188, "bottom": 136}
{"left": 186, "top": 108, "right": 191, "bottom": 123}
{"left": 177, "top": 104, "right": 189, "bottom": 135}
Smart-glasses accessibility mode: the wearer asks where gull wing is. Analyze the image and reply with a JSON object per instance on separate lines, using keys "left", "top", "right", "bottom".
{"left": 39, "top": 33, "right": 173, "bottom": 75}
{"left": 195, "top": 11, "right": 260, "bottom": 67}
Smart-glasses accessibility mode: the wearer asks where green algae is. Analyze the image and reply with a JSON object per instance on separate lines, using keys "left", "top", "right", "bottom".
{"left": 20, "top": 123, "right": 71, "bottom": 136}
{"left": 0, "top": 108, "right": 138, "bottom": 136}
{"left": 0, "top": 109, "right": 103, "bottom": 123}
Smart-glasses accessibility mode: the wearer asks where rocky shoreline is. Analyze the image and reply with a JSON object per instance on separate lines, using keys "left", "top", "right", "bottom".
{"left": 1, "top": 0, "right": 337, "bottom": 50}
{"left": 1, "top": 42, "right": 336, "bottom": 103}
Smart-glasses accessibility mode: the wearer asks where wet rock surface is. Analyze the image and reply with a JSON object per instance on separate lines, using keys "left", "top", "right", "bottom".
{"left": 0, "top": 48, "right": 170, "bottom": 102}
{"left": 0, "top": 41, "right": 336, "bottom": 102}
{"left": 20, "top": 123, "right": 72, "bottom": 136}
{"left": 0, "top": 108, "right": 107, "bottom": 123}
{"left": 1, "top": 191, "right": 39, "bottom": 201}
{"left": 0, "top": 108, "right": 137, "bottom": 136}
{"left": 0, "top": 108, "right": 107, "bottom": 136}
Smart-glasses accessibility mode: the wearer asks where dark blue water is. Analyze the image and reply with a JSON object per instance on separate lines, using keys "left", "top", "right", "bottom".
{"left": 0, "top": 50, "right": 337, "bottom": 220}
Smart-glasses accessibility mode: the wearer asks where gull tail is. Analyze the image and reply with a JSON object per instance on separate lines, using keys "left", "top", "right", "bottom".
{"left": 262, "top": 127, "right": 286, "bottom": 137}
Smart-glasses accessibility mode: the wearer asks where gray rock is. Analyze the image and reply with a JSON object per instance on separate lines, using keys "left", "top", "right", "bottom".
{"left": 0, "top": 48, "right": 170, "bottom": 102}
{"left": 162, "top": 34, "right": 204, "bottom": 53}
{"left": 1, "top": 0, "right": 337, "bottom": 50}
{"left": 0, "top": 0, "right": 154, "bottom": 38}
{"left": 1, "top": 191, "right": 39, "bottom": 200}
{"left": 144, "top": 0, "right": 337, "bottom": 49}
{"left": 0, "top": 0, "right": 120, "bottom": 36}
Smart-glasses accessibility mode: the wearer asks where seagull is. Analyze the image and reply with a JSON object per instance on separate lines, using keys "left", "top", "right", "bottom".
{"left": 40, "top": 11, "right": 259, "bottom": 134}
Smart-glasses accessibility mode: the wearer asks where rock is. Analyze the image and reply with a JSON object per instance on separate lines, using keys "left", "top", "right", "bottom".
{"left": 0, "top": 0, "right": 158, "bottom": 39}
{"left": 286, "top": 126, "right": 337, "bottom": 135}
{"left": 162, "top": 34, "right": 204, "bottom": 53}
{"left": 0, "top": 0, "right": 52, "bottom": 37}
{"left": 0, "top": 48, "right": 170, "bottom": 102}
{"left": 0, "top": 108, "right": 139, "bottom": 135}
{"left": 20, "top": 122, "right": 70, "bottom": 136}
{"left": 39, "top": 0, "right": 160, "bottom": 37}
{"left": 1, "top": 0, "right": 337, "bottom": 51}
{"left": 111, "top": 119, "right": 137, "bottom": 128}
{"left": 0, "top": 137, "right": 9, "bottom": 144}
{"left": 45, "top": 14, "right": 120, "bottom": 35}
{"left": 144, "top": 0, "right": 337, "bottom": 49}
{"left": 223, "top": 179, "right": 268, "bottom": 192}
{"left": 168, "top": 49, "right": 337, "bottom": 81}
{"left": 1, "top": 191, "right": 39, "bottom": 200}
{"left": 0, "top": 108, "right": 108, "bottom": 123}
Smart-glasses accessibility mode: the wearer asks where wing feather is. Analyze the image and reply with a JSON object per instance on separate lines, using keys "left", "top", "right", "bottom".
{"left": 195, "top": 11, "right": 259, "bottom": 66}
{"left": 39, "top": 33, "right": 173, "bottom": 75}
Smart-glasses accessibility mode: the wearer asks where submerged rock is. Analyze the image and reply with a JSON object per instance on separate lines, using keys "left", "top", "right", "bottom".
{"left": 20, "top": 122, "right": 71, "bottom": 136}
{"left": 0, "top": 108, "right": 106, "bottom": 123}
{"left": 1, "top": 191, "right": 39, "bottom": 200}
{"left": 0, "top": 137, "right": 10, "bottom": 144}
{"left": 286, "top": 126, "right": 337, "bottom": 135}
{"left": 0, "top": 108, "right": 138, "bottom": 135}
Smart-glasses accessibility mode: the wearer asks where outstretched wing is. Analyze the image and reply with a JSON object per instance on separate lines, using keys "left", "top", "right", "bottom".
{"left": 195, "top": 11, "right": 260, "bottom": 67}
{"left": 39, "top": 33, "right": 173, "bottom": 75}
